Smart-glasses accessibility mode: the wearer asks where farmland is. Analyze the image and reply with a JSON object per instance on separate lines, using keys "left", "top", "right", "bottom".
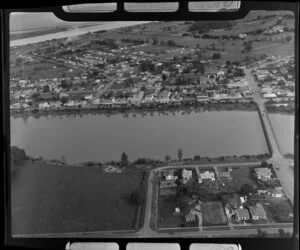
{"left": 11, "top": 162, "right": 144, "bottom": 234}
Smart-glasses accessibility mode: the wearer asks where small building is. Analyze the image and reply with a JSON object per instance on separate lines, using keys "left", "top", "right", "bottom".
{"left": 238, "top": 33, "right": 247, "bottom": 39}
{"left": 182, "top": 169, "right": 193, "bottom": 184}
{"left": 255, "top": 168, "right": 272, "bottom": 180}
{"left": 198, "top": 170, "right": 215, "bottom": 183}
{"left": 236, "top": 208, "right": 250, "bottom": 221}
{"left": 185, "top": 209, "right": 196, "bottom": 222}
{"left": 164, "top": 170, "right": 178, "bottom": 181}
{"left": 249, "top": 205, "right": 267, "bottom": 220}
{"left": 174, "top": 207, "right": 180, "bottom": 215}
{"left": 257, "top": 189, "right": 268, "bottom": 195}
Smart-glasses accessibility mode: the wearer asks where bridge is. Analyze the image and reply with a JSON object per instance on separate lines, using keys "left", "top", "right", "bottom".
{"left": 244, "top": 66, "right": 294, "bottom": 204}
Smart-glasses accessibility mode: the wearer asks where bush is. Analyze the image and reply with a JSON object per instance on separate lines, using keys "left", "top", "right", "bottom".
{"left": 130, "top": 189, "right": 143, "bottom": 205}
{"left": 10, "top": 146, "right": 28, "bottom": 173}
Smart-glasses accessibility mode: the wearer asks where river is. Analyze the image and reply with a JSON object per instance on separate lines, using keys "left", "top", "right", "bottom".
{"left": 10, "top": 21, "right": 150, "bottom": 47}
{"left": 10, "top": 111, "right": 270, "bottom": 164}
{"left": 268, "top": 114, "right": 294, "bottom": 155}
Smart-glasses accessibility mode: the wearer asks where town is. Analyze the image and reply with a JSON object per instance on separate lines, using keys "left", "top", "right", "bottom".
{"left": 10, "top": 16, "right": 295, "bottom": 117}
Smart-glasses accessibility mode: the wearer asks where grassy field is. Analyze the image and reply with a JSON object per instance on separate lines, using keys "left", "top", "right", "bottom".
{"left": 10, "top": 61, "right": 82, "bottom": 80}
{"left": 218, "top": 166, "right": 258, "bottom": 193}
{"left": 11, "top": 162, "right": 144, "bottom": 234}
{"left": 263, "top": 199, "right": 294, "bottom": 223}
{"left": 201, "top": 201, "right": 228, "bottom": 226}
{"left": 157, "top": 195, "right": 183, "bottom": 228}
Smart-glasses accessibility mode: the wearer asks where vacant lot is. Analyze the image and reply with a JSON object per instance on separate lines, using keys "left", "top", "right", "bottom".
{"left": 218, "top": 166, "right": 258, "bottom": 193}
{"left": 201, "top": 201, "right": 228, "bottom": 226}
{"left": 263, "top": 199, "right": 293, "bottom": 223}
{"left": 11, "top": 162, "right": 144, "bottom": 234}
{"left": 157, "top": 195, "right": 183, "bottom": 228}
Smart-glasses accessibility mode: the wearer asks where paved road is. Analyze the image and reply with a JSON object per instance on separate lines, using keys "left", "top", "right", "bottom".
{"left": 244, "top": 62, "right": 294, "bottom": 203}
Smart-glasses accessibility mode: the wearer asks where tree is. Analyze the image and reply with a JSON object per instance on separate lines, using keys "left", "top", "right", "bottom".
{"left": 130, "top": 189, "right": 143, "bottom": 205}
{"left": 261, "top": 161, "right": 269, "bottom": 168}
{"left": 193, "top": 155, "right": 201, "bottom": 161}
{"left": 16, "top": 57, "right": 23, "bottom": 65}
{"left": 257, "top": 229, "right": 267, "bottom": 237}
{"left": 212, "top": 52, "right": 221, "bottom": 59}
{"left": 61, "top": 96, "right": 68, "bottom": 104}
{"left": 61, "top": 80, "right": 68, "bottom": 88}
{"left": 278, "top": 229, "right": 290, "bottom": 238}
{"left": 43, "top": 84, "right": 50, "bottom": 93}
{"left": 177, "top": 148, "right": 183, "bottom": 161}
{"left": 243, "top": 41, "right": 253, "bottom": 52}
{"left": 121, "top": 152, "right": 129, "bottom": 165}
{"left": 285, "top": 35, "right": 292, "bottom": 43}
{"left": 240, "top": 184, "right": 255, "bottom": 195}
{"left": 165, "top": 155, "right": 171, "bottom": 162}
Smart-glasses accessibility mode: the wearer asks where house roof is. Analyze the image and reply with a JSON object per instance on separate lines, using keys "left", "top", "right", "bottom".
{"left": 255, "top": 168, "right": 272, "bottom": 177}
{"left": 249, "top": 206, "right": 266, "bottom": 218}
{"left": 236, "top": 208, "right": 249, "bottom": 218}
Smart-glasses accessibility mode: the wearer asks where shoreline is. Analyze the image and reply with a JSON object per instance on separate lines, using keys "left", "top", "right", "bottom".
{"left": 23, "top": 153, "right": 272, "bottom": 170}
{"left": 10, "top": 102, "right": 258, "bottom": 119}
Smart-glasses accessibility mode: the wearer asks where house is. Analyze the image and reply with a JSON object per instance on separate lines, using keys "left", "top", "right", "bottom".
{"left": 84, "top": 94, "right": 93, "bottom": 100}
{"left": 59, "top": 92, "right": 69, "bottom": 99}
{"left": 220, "top": 171, "right": 231, "bottom": 178}
{"left": 65, "top": 100, "right": 75, "bottom": 107}
{"left": 236, "top": 208, "right": 250, "bottom": 221}
{"left": 257, "top": 189, "right": 268, "bottom": 195}
{"left": 185, "top": 209, "right": 196, "bottom": 222}
{"left": 182, "top": 169, "right": 192, "bottom": 184}
{"left": 268, "top": 189, "right": 284, "bottom": 198}
{"left": 249, "top": 205, "right": 267, "bottom": 220}
{"left": 164, "top": 170, "right": 178, "bottom": 181}
{"left": 263, "top": 93, "right": 277, "bottom": 99}
{"left": 198, "top": 170, "right": 215, "bottom": 183}
{"left": 38, "top": 102, "right": 50, "bottom": 109}
{"left": 238, "top": 33, "right": 247, "bottom": 39}
{"left": 10, "top": 103, "right": 22, "bottom": 109}
{"left": 240, "top": 196, "right": 246, "bottom": 205}
{"left": 130, "top": 91, "right": 145, "bottom": 104}
{"left": 255, "top": 168, "right": 272, "bottom": 180}
{"left": 159, "top": 90, "right": 171, "bottom": 103}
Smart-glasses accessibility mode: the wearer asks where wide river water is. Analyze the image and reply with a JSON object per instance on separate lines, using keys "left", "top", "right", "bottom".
{"left": 10, "top": 21, "right": 150, "bottom": 47}
{"left": 10, "top": 111, "right": 276, "bottom": 164}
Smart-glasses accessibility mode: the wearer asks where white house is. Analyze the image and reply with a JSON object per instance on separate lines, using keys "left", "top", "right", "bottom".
{"left": 255, "top": 168, "right": 272, "bottom": 180}
{"left": 84, "top": 94, "right": 93, "bottom": 100}
{"left": 198, "top": 171, "right": 215, "bottom": 183}
{"left": 38, "top": 102, "right": 50, "bottom": 109}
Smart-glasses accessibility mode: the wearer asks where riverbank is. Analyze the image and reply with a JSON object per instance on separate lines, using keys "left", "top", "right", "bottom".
{"left": 265, "top": 102, "right": 295, "bottom": 115}
{"left": 19, "top": 152, "right": 271, "bottom": 171}
{"left": 10, "top": 102, "right": 258, "bottom": 119}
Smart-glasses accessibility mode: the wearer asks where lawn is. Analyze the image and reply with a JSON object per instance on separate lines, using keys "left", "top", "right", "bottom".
{"left": 201, "top": 201, "right": 228, "bottom": 226}
{"left": 11, "top": 162, "right": 144, "bottom": 234}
